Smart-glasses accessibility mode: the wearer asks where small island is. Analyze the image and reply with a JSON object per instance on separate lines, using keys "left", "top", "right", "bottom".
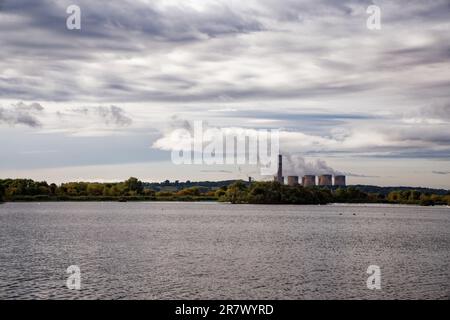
{"left": 1, "top": 177, "right": 449, "bottom": 206}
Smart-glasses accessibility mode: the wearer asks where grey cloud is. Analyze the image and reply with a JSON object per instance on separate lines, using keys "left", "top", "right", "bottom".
{"left": 0, "top": 102, "right": 43, "bottom": 127}
{"left": 200, "top": 170, "right": 234, "bottom": 174}
{"left": 363, "top": 149, "right": 450, "bottom": 160}
{"left": 421, "top": 102, "right": 450, "bottom": 121}
{"left": 344, "top": 173, "right": 380, "bottom": 178}
{"left": 379, "top": 43, "right": 450, "bottom": 71}
{"left": 2, "top": 0, "right": 263, "bottom": 44}
{"left": 92, "top": 81, "right": 377, "bottom": 104}
{"left": 70, "top": 106, "right": 133, "bottom": 127}
{"left": 14, "top": 102, "right": 44, "bottom": 112}
{"left": 433, "top": 171, "right": 450, "bottom": 175}
{"left": 0, "top": 0, "right": 449, "bottom": 164}
{"left": 0, "top": 109, "right": 41, "bottom": 127}
{"left": 217, "top": 109, "right": 377, "bottom": 122}
{"left": 97, "top": 106, "right": 132, "bottom": 127}
{"left": 169, "top": 115, "right": 193, "bottom": 132}
{"left": 0, "top": 0, "right": 448, "bottom": 104}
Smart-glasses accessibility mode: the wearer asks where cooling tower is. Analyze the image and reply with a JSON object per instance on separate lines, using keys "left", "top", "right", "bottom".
{"left": 318, "top": 174, "right": 333, "bottom": 186}
{"left": 334, "top": 175, "right": 346, "bottom": 187}
{"left": 303, "top": 175, "right": 316, "bottom": 187}
{"left": 287, "top": 176, "right": 299, "bottom": 186}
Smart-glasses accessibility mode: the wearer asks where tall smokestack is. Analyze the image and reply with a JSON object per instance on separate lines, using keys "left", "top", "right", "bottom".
{"left": 277, "top": 154, "right": 283, "bottom": 184}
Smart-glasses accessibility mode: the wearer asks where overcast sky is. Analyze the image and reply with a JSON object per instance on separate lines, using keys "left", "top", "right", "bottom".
{"left": 0, "top": 0, "right": 449, "bottom": 187}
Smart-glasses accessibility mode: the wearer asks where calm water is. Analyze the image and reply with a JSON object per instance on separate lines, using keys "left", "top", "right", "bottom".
{"left": 0, "top": 202, "right": 449, "bottom": 300}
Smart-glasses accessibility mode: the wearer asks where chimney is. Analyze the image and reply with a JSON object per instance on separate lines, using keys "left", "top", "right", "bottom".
{"left": 277, "top": 154, "right": 283, "bottom": 184}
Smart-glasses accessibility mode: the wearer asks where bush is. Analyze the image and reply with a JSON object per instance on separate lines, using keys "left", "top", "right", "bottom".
{"left": 156, "top": 191, "right": 173, "bottom": 197}
{"left": 176, "top": 187, "right": 201, "bottom": 197}
{"left": 0, "top": 183, "right": 5, "bottom": 202}
{"left": 224, "top": 182, "right": 336, "bottom": 205}
{"left": 224, "top": 181, "right": 248, "bottom": 204}
{"left": 420, "top": 198, "right": 435, "bottom": 206}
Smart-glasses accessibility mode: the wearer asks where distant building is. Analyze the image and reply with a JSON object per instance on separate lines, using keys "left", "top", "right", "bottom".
{"left": 334, "top": 175, "right": 346, "bottom": 187}
{"left": 273, "top": 154, "right": 346, "bottom": 187}
{"left": 303, "top": 175, "right": 316, "bottom": 187}
{"left": 287, "top": 176, "right": 299, "bottom": 186}
{"left": 318, "top": 175, "right": 332, "bottom": 186}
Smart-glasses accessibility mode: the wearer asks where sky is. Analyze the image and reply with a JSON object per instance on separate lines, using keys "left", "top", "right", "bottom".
{"left": 0, "top": 0, "right": 449, "bottom": 188}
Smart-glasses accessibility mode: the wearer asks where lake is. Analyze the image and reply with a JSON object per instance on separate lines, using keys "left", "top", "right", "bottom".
{"left": 0, "top": 202, "right": 448, "bottom": 300}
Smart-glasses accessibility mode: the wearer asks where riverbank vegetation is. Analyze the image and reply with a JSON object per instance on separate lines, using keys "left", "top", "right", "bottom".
{"left": 0, "top": 178, "right": 217, "bottom": 202}
{"left": 0, "top": 183, "right": 5, "bottom": 202}
{"left": 0, "top": 178, "right": 449, "bottom": 206}
{"left": 220, "top": 181, "right": 450, "bottom": 206}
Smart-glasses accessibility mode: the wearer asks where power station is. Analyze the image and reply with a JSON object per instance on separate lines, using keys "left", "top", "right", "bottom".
{"left": 318, "top": 174, "right": 332, "bottom": 186}
{"left": 334, "top": 175, "right": 346, "bottom": 187}
{"left": 274, "top": 154, "right": 346, "bottom": 187}
{"left": 287, "top": 176, "right": 299, "bottom": 186}
{"left": 303, "top": 175, "right": 317, "bottom": 187}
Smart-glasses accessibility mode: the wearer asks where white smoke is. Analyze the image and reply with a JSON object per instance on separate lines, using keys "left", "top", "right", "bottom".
{"left": 283, "top": 154, "right": 341, "bottom": 177}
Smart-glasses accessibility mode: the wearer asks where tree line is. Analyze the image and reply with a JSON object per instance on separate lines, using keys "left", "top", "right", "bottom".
{"left": 0, "top": 178, "right": 216, "bottom": 202}
{"left": 1, "top": 178, "right": 449, "bottom": 206}
{"left": 219, "top": 181, "right": 450, "bottom": 206}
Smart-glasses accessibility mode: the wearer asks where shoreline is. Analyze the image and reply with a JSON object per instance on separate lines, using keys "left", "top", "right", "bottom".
{"left": 2, "top": 179, "right": 449, "bottom": 207}
{"left": 1, "top": 199, "right": 449, "bottom": 208}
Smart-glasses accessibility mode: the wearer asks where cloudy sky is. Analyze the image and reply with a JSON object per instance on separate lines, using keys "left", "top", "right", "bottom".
{"left": 0, "top": 0, "right": 449, "bottom": 187}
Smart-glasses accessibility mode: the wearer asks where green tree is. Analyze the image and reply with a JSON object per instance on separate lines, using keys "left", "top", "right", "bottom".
{"left": 334, "top": 188, "right": 348, "bottom": 202}
{"left": 87, "top": 183, "right": 104, "bottom": 196}
{"left": 224, "top": 181, "right": 248, "bottom": 204}
{"left": 387, "top": 191, "right": 400, "bottom": 202}
{"left": 0, "top": 182, "right": 5, "bottom": 202}
{"left": 177, "top": 187, "right": 201, "bottom": 196}
{"left": 419, "top": 194, "right": 434, "bottom": 206}
{"left": 156, "top": 191, "right": 173, "bottom": 197}
{"left": 49, "top": 183, "right": 57, "bottom": 195}
{"left": 247, "top": 182, "right": 283, "bottom": 204}
{"left": 215, "top": 189, "right": 226, "bottom": 198}
{"left": 143, "top": 189, "right": 156, "bottom": 197}
{"left": 409, "top": 190, "right": 421, "bottom": 201}
{"left": 124, "top": 177, "right": 143, "bottom": 194}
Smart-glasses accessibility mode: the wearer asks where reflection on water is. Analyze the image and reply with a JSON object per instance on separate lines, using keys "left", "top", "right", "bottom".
{"left": 0, "top": 202, "right": 449, "bottom": 300}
